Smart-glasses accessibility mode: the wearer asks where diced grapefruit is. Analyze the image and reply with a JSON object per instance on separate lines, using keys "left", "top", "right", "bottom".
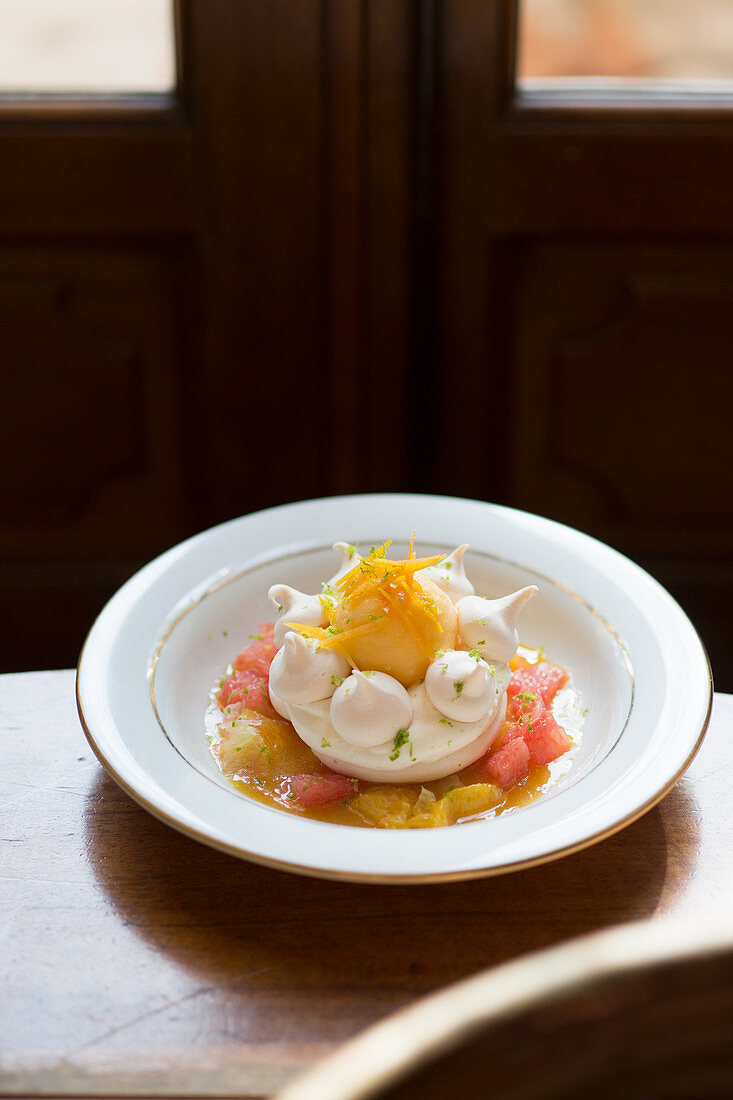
{"left": 502, "top": 721, "right": 527, "bottom": 745}
{"left": 507, "top": 692, "right": 545, "bottom": 728}
{"left": 483, "top": 737, "right": 530, "bottom": 788}
{"left": 217, "top": 667, "right": 277, "bottom": 718}
{"left": 288, "top": 771, "right": 358, "bottom": 806}
{"left": 523, "top": 709, "right": 572, "bottom": 765}
{"left": 233, "top": 622, "right": 277, "bottom": 676}
{"left": 507, "top": 661, "right": 568, "bottom": 706}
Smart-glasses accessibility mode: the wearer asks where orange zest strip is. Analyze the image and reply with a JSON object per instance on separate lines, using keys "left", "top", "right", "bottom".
{"left": 284, "top": 619, "right": 378, "bottom": 656}
{"left": 335, "top": 550, "right": 386, "bottom": 596}
{"left": 405, "top": 531, "right": 417, "bottom": 587}
{"left": 320, "top": 622, "right": 377, "bottom": 646}
{"left": 398, "top": 582, "right": 438, "bottom": 642}
{"left": 318, "top": 593, "right": 335, "bottom": 617}
{"left": 283, "top": 622, "right": 329, "bottom": 641}
{"left": 336, "top": 552, "right": 444, "bottom": 600}
{"left": 285, "top": 539, "right": 447, "bottom": 663}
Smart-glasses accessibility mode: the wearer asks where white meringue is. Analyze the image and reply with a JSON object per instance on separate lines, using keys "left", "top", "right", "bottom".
{"left": 416, "top": 544, "right": 475, "bottom": 602}
{"left": 326, "top": 541, "right": 362, "bottom": 585}
{"left": 330, "top": 670, "right": 413, "bottom": 748}
{"left": 268, "top": 632, "right": 349, "bottom": 705}
{"left": 425, "top": 649, "right": 510, "bottom": 723}
{"left": 456, "top": 586, "right": 538, "bottom": 663}
{"left": 268, "top": 583, "right": 327, "bottom": 647}
{"left": 282, "top": 684, "right": 506, "bottom": 784}
{"left": 264, "top": 542, "right": 536, "bottom": 783}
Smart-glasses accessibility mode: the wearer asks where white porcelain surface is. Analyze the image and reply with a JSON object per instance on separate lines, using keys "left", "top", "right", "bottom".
{"left": 76, "top": 494, "right": 712, "bottom": 882}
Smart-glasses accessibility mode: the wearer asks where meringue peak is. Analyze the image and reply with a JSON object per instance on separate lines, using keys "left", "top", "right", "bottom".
{"left": 268, "top": 583, "right": 327, "bottom": 647}
{"left": 416, "top": 544, "right": 475, "bottom": 601}
{"left": 456, "top": 585, "right": 538, "bottom": 664}
{"left": 268, "top": 631, "right": 349, "bottom": 704}
{"left": 330, "top": 670, "right": 413, "bottom": 748}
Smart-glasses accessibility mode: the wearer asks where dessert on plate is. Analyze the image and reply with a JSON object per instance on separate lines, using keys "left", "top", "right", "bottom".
{"left": 206, "top": 539, "right": 583, "bottom": 828}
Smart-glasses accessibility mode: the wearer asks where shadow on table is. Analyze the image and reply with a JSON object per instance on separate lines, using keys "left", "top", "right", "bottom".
{"left": 84, "top": 770, "right": 698, "bottom": 1034}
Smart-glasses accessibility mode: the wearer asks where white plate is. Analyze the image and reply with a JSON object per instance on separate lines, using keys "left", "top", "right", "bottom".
{"left": 76, "top": 494, "right": 712, "bottom": 883}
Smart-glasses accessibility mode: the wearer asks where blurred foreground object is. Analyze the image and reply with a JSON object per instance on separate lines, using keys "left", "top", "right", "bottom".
{"left": 279, "top": 914, "right": 733, "bottom": 1099}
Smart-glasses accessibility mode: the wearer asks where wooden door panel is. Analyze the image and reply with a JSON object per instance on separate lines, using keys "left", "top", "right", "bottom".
{"left": 0, "top": 245, "right": 191, "bottom": 559}
{"left": 486, "top": 126, "right": 733, "bottom": 235}
{"left": 512, "top": 241, "right": 733, "bottom": 552}
{"left": 0, "top": 121, "right": 193, "bottom": 235}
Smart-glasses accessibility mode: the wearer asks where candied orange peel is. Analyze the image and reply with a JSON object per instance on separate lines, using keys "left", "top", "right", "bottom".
{"left": 285, "top": 540, "right": 446, "bottom": 667}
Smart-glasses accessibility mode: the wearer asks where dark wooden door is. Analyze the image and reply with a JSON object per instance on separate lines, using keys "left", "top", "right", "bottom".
{"left": 427, "top": 0, "right": 733, "bottom": 688}
{"left": 2, "top": 0, "right": 731, "bottom": 688}
{"left": 0, "top": 0, "right": 413, "bottom": 672}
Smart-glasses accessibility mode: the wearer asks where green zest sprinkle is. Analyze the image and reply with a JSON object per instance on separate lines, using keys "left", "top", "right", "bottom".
{"left": 321, "top": 737, "right": 331, "bottom": 748}
{"left": 439, "top": 718, "right": 453, "bottom": 727}
{"left": 330, "top": 674, "right": 344, "bottom": 687}
{"left": 517, "top": 691, "right": 537, "bottom": 705}
{"left": 454, "top": 680, "right": 464, "bottom": 697}
{"left": 389, "top": 728, "right": 414, "bottom": 761}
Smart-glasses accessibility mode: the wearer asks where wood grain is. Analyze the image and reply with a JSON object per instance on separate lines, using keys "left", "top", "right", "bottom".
{"left": 1, "top": 671, "right": 731, "bottom": 1098}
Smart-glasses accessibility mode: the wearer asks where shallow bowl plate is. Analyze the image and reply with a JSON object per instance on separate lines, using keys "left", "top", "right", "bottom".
{"left": 76, "top": 494, "right": 712, "bottom": 883}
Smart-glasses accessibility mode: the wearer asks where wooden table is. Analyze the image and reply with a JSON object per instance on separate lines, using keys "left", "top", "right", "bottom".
{"left": 2, "top": 671, "right": 731, "bottom": 1099}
